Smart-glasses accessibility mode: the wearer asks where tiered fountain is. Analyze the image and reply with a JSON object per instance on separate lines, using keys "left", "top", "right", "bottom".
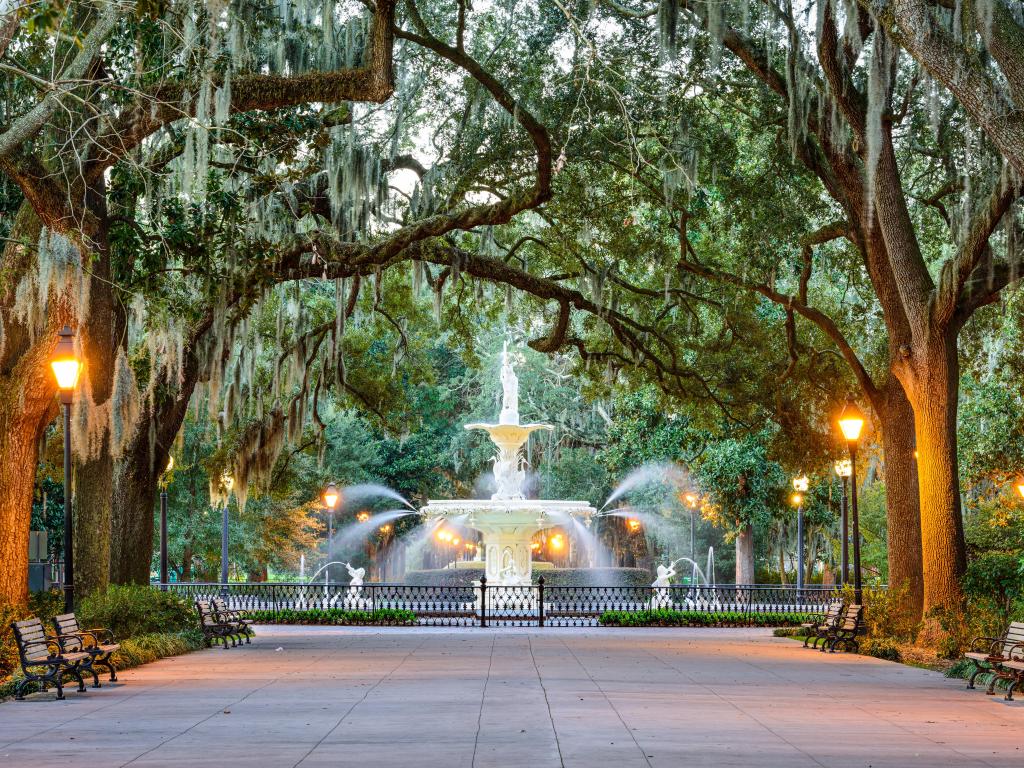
{"left": 420, "top": 343, "right": 596, "bottom": 588}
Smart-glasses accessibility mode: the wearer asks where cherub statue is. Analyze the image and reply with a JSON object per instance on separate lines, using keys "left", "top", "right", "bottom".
{"left": 345, "top": 562, "right": 365, "bottom": 596}
{"left": 650, "top": 562, "right": 677, "bottom": 609}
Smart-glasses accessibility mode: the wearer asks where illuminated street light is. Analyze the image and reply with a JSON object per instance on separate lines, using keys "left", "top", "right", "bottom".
{"left": 549, "top": 534, "right": 565, "bottom": 551}
{"left": 322, "top": 483, "right": 339, "bottom": 511}
{"left": 51, "top": 326, "right": 81, "bottom": 612}
{"left": 626, "top": 518, "right": 642, "bottom": 534}
{"left": 1016, "top": 477, "right": 1024, "bottom": 499}
{"left": 837, "top": 396, "right": 865, "bottom": 603}
{"left": 357, "top": 511, "right": 370, "bottom": 523}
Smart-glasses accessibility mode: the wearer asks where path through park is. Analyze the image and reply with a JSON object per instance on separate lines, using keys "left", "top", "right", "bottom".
{"left": 1, "top": 626, "right": 1021, "bottom": 767}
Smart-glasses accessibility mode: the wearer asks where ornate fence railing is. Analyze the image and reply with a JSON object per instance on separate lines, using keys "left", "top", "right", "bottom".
{"left": 163, "top": 580, "right": 842, "bottom": 628}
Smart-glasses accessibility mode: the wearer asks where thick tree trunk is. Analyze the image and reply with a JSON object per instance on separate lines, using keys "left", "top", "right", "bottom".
{"left": 0, "top": 206, "right": 69, "bottom": 605}
{"left": 70, "top": 198, "right": 120, "bottom": 602}
{"left": 735, "top": 524, "right": 754, "bottom": 584}
{"left": 901, "top": 332, "right": 967, "bottom": 615}
{"left": 876, "top": 379, "right": 924, "bottom": 621}
{"left": 109, "top": 435, "right": 161, "bottom": 584}
{"left": 110, "top": 325, "right": 202, "bottom": 584}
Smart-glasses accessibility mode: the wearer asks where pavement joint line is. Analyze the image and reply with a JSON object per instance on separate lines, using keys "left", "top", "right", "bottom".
{"left": 291, "top": 633, "right": 428, "bottom": 768}
{"left": 644, "top": 637, "right": 997, "bottom": 768}
{"left": 469, "top": 634, "right": 497, "bottom": 768}
{"left": 0, "top": 679, "right": 176, "bottom": 751}
{"left": 556, "top": 634, "right": 654, "bottom": 768}
{"left": 527, "top": 634, "right": 565, "bottom": 768}
{"left": 116, "top": 633, "right": 358, "bottom": 768}
{"left": 733, "top": 639, "right": 1009, "bottom": 768}
{"left": 629, "top": 639, "right": 834, "bottom": 768}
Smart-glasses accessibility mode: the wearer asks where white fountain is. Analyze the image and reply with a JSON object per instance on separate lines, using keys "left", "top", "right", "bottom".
{"left": 420, "top": 343, "right": 596, "bottom": 589}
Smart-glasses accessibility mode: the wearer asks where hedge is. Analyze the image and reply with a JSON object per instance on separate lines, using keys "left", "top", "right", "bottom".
{"left": 598, "top": 609, "right": 815, "bottom": 627}
{"left": 245, "top": 608, "right": 417, "bottom": 625}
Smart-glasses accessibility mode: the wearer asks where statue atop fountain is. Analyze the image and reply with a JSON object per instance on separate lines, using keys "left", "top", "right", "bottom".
{"left": 465, "top": 342, "right": 552, "bottom": 501}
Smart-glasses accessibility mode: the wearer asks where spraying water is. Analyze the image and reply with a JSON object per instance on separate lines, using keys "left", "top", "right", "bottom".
{"left": 329, "top": 509, "right": 418, "bottom": 557}
{"left": 600, "top": 462, "right": 691, "bottom": 511}
{"left": 338, "top": 483, "right": 415, "bottom": 510}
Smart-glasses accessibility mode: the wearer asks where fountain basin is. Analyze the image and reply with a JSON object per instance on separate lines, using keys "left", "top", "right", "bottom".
{"left": 421, "top": 499, "right": 596, "bottom": 585}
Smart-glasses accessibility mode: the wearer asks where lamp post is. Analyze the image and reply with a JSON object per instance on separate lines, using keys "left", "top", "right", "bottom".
{"left": 322, "top": 483, "right": 339, "bottom": 581}
{"left": 834, "top": 458, "right": 852, "bottom": 587}
{"left": 219, "top": 472, "right": 234, "bottom": 594}
{"left": 159, "top": 455, "right": 174, "bottom": 588}
{"left": 792, "top": 475, "right": 809, "bottom": 599}
{"left": 837, "top": 398, "right": 866, "bottom": 603}
{"left": 51, "top": 325, "right": 81, "bottom": 613}
{"left": 684, "top": 492, "right": 698, "bottom": 559}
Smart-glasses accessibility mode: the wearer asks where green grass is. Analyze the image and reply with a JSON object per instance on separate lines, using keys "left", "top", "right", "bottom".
{"left": 244, "top": 607, "right": 417, "bottom": 625}
{"left": 598, "top": 609, "right": 815, "bottom": 627}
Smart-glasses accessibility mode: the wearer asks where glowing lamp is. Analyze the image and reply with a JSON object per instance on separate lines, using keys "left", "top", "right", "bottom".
{"left": 452, "top": 537, "right": 461, "bottom": 546}
{"left": 1016, "top": 477, "right": 1024, "bottom": 499}
{"left": 838, "top": 399, "right": 866, "bottom": 443}
{"left": 322, "top": 483, "right": 339, "bottom": 510}
{"left": 792, "top": 475, "right": 809, "bottom": 492}
{"left": 221, "top": 472, "right": 234, "bottom": 492}
{"left": 379, "top": 524, "right": 392, "bottom": 534}
{"left": 684, "top": 492, "right": 698, "bottom": 509}
{"left": 791, "top": 492, "right": 803, "bottom": 507}
{"left": 356, "top": 511, "right": 370, "bottom": 523}
{"left": 166, "top": 455, "right": 175, "bottom": 473}
{"left": 834, "top": 459, "right": 852, "bottom": 478}
{"left": 626, "top": 518, "right": 642, "bottom": 533}
{"left": 50, "top": 325, "right": 81, "bottom": 392}
{"left": 550, "top": 534, "right": 564, "bottom": 550}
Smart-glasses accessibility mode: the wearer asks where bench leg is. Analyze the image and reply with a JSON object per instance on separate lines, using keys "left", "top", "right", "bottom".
{"left": 66, "top": 664, "right": 87, "bottom": 693}
{"left": 14, "top": 676, "right": 32, "bottom": 701}
{"left": 87, "top": 663, "right": 101, "bottom": 689}
{"left": 967, "top": 662, "right": 986, "bottom": 689}
{"left": 1005, "top": 676, "right": 1019, "bottom": 702}
{"left": 985, "top": 672, "right": 999, "bottom": 695}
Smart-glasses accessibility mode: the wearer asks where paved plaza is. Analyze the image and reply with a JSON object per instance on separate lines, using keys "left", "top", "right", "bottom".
{"left": 1, "top": 626, "right": 1022, "bottom": 767}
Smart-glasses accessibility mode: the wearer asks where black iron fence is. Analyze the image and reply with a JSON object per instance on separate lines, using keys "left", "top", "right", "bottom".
{"left": 163, "top": 579, "right": 841, "bottom": 628}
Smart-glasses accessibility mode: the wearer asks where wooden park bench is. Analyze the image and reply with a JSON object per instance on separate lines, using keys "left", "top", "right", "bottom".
{"left": 821, "top": 604, "right": 863, "bottom": 653}
{"left": 52, "top": 613, "right": 121, "bottom": 683}
{"left": 10, "top": 617, "right": 95, "bottom": 700}
{"left": 196, "top": 600, "right": 241, "bottom": 648}
{"left": 801, "top": 601, "right": 843, "bottom": 649}
{"left": 963, "top": 621, "right": 1024, "bottom": 696}
{"left": 212, "top": 597, "right": 253, "bottom": 644}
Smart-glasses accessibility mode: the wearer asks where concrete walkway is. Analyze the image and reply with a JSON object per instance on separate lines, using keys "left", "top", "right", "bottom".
{"left": 1, "top": 626, "right": 1021, "bottom": 767}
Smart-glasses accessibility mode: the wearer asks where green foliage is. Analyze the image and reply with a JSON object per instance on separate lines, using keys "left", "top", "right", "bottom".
{"left": 695, "top": 430, "right": 786, "bottom": 534}
{"left": 245, "top": 608, "right": 416, "bottom": 625}
{"left": 404, "top": 567, "right": 652, "bottom": 587}
{"left": 856, "top": 584, "right": 919, "bottom": 643}
{"left": 860, "top": 637, "right": 902, "bottom": 662}
{"left": 962, "top": 552, "right": 1024, "bottom": 623}
{"left": 78, "top": 585, "right": 196, "bottom": 638}
{"left": 598, "top": 609, "right": 813, "bottom": 627}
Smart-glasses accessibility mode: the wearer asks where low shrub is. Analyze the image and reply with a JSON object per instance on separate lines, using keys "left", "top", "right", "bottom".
{"left": 78, "top": 585, "right": 196, "bottom": 638}
{"left": 772, "top": 627, "right": 806, "bottom": 638}
{"left": 860, "top": 637, "right": 902, "bottom": 662}
{"left": 246, "top": 607, "right": 416, "bottom": 625}
{"left": 598, "top": 609, "right": 814, "bottom": 627}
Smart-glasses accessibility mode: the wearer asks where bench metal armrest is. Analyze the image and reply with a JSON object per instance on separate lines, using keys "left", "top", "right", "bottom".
{"left": 81, "top": 626, "right": 116, "bottom": 644}
{"left": 1005, "top": 642, "right": 1024, "bottom": 661}
{"left": 51, "top": 633, "right": 86, "bottom": 652}
{"left": 968, "top": 636, "right": 1003, "bottom": 655}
